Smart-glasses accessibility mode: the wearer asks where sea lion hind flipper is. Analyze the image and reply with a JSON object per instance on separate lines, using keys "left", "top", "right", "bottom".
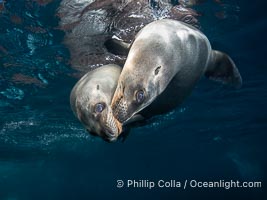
{"left": 104, "top": 38, "right": 131, "bottom": 56}
{"left": 205, "top": 50, "right": 242, "bottom": 88}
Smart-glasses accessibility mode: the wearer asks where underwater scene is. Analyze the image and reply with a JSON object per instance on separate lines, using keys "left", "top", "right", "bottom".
{"left": 0, "top": 0, "right": 266, "bottom": 199}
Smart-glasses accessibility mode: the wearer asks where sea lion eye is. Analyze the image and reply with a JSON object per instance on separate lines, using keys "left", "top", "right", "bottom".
{"left": 136, "top": 90, "right": 145, "bottom": 103}
{"left": 94, "top": 103, "right": 105, "bottom": 113}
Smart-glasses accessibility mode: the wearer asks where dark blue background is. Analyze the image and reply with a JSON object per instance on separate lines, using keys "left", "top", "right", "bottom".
{"left": 0, "top": 0, "right": 266, "bottom": 199}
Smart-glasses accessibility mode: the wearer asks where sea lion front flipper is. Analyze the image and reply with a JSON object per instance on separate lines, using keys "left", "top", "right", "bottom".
{"left": 104, "top": 38, "right": 131, "bottom": 56}
{"left": 205, "top": 50, "right": 242, "bottom": 88}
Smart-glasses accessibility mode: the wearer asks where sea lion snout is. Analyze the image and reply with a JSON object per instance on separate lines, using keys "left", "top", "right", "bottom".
{"left": 112, "top": 95, "right": 129, "bottom": 123}
{"left": 112, "top": 81, "right": 135, "bottom": 124}
{"left": 104, "top": 109, "right": 123, "bottom": 142}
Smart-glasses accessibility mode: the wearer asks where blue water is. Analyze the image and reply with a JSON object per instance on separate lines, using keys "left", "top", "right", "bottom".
{"left": 0, "top": 0, "right": 266, "bottom": 199}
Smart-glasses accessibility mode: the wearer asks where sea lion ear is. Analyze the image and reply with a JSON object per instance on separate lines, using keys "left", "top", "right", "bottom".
{"left": 104, "top": 38, "right": 131, "bottom": 56}
{"left": 154, "top": 66, "right": 161, "bottom": 76}
{"left": 205, "top": 50, "right": 242, "bottom": 88}
{"left": 151, "top": 65, "right": 170, "bottom": 96}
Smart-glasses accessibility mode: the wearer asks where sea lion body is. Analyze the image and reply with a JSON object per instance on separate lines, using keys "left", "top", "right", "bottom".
{"left": 111, "top": 19, "right": 242, "bottom": 124}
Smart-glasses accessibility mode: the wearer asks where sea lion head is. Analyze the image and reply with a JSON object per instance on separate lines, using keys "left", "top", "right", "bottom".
{"left": 70, "top": 64, "right": 123, "bottom": 142}
{"left": 111, "top": 34, "right": 174, "bottom": 124}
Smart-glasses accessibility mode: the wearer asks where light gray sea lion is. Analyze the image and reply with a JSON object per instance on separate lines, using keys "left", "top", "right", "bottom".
{"left": 70, "top": 64, "right": 122, "bottom": 142}
{"left": 111, "top": 19, "right": 242, "bottom": 124}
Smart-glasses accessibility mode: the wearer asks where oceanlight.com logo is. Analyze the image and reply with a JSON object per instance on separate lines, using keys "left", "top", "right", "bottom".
{"left": 116, "top": 179, "right": 262, "bottom": 190}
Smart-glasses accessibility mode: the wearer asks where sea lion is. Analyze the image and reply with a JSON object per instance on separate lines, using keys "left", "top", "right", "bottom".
{"left": 111, "top": 19, "right": 242, "bottom": 124}
{"left": 70, "top": 64, "right": 122, "bottom": 142}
